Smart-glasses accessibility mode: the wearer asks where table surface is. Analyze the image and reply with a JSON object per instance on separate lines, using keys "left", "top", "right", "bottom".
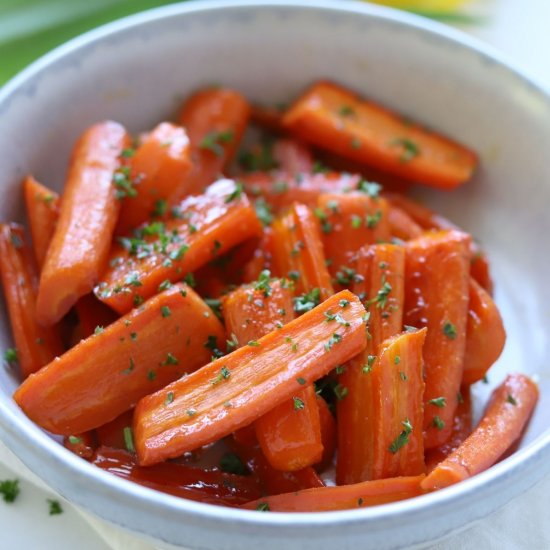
{"left": 1, "top": 0, "right": 549, "bottom": 548}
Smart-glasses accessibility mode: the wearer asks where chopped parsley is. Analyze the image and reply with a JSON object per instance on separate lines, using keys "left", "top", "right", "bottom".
{"left": 211, "top": 366, "right": 231, "bottom": 385}
{"left": 507, "top": 394, "right": 518, "bottom": 406}
{"left": 123, "top": 426, "right": 135, "bottom": 453}
{"left": 390, "top": 137, "right": 420, "bottom": 162}
{"left": 4, "top": 348, "right": 18, "bottom": 366}
{"left": 253, "top": 270, "right": 273, "bottom": 297}
{"left": 388, "top": 419, "right": 413, "bottom": 454}
{"left": 442, "top": 321, "right": 457, "bottom": 340}
{"left": 339, "top": 105, "right": 355, "bottom": 117}
{"left": 324, "top": 333, "right": 343, "bottom": 351}
{"left": 333, "top": 383, "right": 348, "bottom": 400}
{"left": 366, "top": 210, "right": 382, "bottom": 229}
{"left": 48, "top": 499, "right": 63, "bottom": 515}
{"left": 160, "top": 353, "right": 179, "bottom": 366}
{"left": 367, "top": 281, "right": 392, "bottom": 309}
{"left": 165, "top": 391, "right": 175, "bottom": 405}
{"left": 224, "top": 182, "right": 244, "bottom": 204}
{"left": 152, "top": 199, "right": 168, "bottom": 218}
{"left": 294, "top": 288, "right": 321, "bottom": 313}
{"left": 247, "top": 340, "right": 260, "bottom": 347}
{"left": 297, "top": 377, "right": 306, "bottom": 385}
{"left": 0, "top": 479, "right": 20, "bottom": 503}
{"left": 158, "top": 279, "right": 172, "bottom": 291}
{"left": 256, "top": 502, "right": 270, "bottom": 512}
{"left": 428, "top": 397, "right": 447, "bottom": 408}
{"left": 293, "top": 397, "right": 305, "bottom": 410}
{"left": 363, "top": 355, "right": 376, "bottom": 374}
{"left": 68, "top": 436, "right": 82, "bottom": 445}
{"left": 219, "top": 452, "right": 249, "bottom": 475}
{"left": 432, "top": 416, "right": 445, "bottom": 430}
{"left": 394, "top": 356, "right": 401, "bottom": 365}
{"left": 357, "top": 180, "right": 381, "bottom": 199}
{"left": 199, "top": 130, "right": 234, "bottom": 156}
{"left": 255, "top": 198, "right": 274, "bottom": 226}
{"left": 161, "top": 305, "right": 171, "bottom": 318}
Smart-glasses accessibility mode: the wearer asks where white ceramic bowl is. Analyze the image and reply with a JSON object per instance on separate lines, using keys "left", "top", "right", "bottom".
{"left": 0, "top": 1, "right": 549, "bottom": 549}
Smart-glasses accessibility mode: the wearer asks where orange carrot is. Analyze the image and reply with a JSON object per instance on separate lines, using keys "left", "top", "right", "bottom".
{"left": 116, "top": 122, "right": 192, "bottom": 234}
{"left": 404, "top": 230, "right": 471, "bottom": 448}
{"left": 243, "top": 475, "right": 425, "bottom": 512}
{"left": 23, "top": 176, "right": 60, "bottom": 270}
{"left": 283, "top": 81, "right": 477, "bottom": 190}
{"left": 241, "top": 228, "right": 274, "bottom": 283}
{"left": 36, "top": 121, "right": 130, "bottom": 325}
{"left": 96, "top": 179, "right": 262, "bottom": 314}
{"left": 93, "top": 447, "right": 262, "bottom": 506}
{"left": 422, "top": 374, "right": 538, "bottom": 490}
{"left": 463, "top": 279, "right": 506, "bottom": 385}
{"left": 316, "top": 191, "right": 390, "bottom": 280}
{"left": 63, "top": 432, "right": 96, "bottom": 460}
{"left": 96, "top": 409, "right": 135, "bottom": 450}
{"left": 177, "top": 87, "right": 250, "bottom": 197}
{"left": 14, "top": 283, "right": 224, "bottom": 434}
{"left": 387, "top": 206, "right": 423, "bottom": 241}
{"left": 272, "top": 139, "right": 314, "bottom": 174}
{"left": 425, "top": 386, "right": 472, "bottom": 472}
{"left": 270, "top": 203, "right": 334, "bottom": 300}
{"left": 75, "top": 294, "right": 117, "bottom": 339}
{"left": 134, "top": 290, "right": 367, "bottom": 466}
{"left": 0, "top": 224, "right": 63, "bottom": 378}
{"left": 316, "top": 395, "right": 336, "bottom": 470}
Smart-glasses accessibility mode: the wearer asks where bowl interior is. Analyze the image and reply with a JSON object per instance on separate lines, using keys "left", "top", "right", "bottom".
{"left": 0, "top": 2, "right": 549, "bottom": 549}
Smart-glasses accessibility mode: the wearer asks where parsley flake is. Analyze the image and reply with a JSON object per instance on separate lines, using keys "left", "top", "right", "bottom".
{"left": 388, "top": 419, "right": 413, "bottom": 454}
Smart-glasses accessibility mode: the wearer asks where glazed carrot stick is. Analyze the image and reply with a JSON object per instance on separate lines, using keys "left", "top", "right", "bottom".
{"left": 36, "top": 121, "right": 130, "bottom": 325}
{"left": 463, "top": 279, "right": 506, "bottom": 385}
{"left": 425, "top": 386, "right": 472, "bottom": 472}
{"left": 387, "top": 206, "right": 423, "bottom": 241}
{"left": 316, "top": 191, "right": 390, "bottom": 280}
{"left": 134, "top": 290, "right": 367, "bottom": 465}
{"left": 272, "top": 139, "right": 314, "bottom": 174}
{"left": 14, "top": 283, "right": 224, "bottom": 434}
{"left": 282, "top": 81, "right": 477, "bottom": 190}
{"left": 270, "top": 203, "right": 334, "bottom": 300}
{"left": 404, "top": 230, "right": 471, "bottom": 448}
{"left": 422, "top": 374, "right": 538, "bottom": 490}
{"left": 0, "top": 224, "right": 63, "bottom": 378}
{"left": 63, "top": 432, "right": 97, "bottom": 460}
{"left": 96, "top": 179, "right": 263, "bottom": 314}
{"left": 93, "top": 447, "right": 262, "bottom": 506}
{"left": 23, "top": 176, "right": 60, "bottom": 270}
{"left": 177, "top": 87, "right": 250, "bottom": 197}
{"left": 116, "top": 122, "right": 192, "bottom": 234}
{"left": 385, "top": 192, "right": 493, "bottom": 294}
{"left": 316, "top": 395, "right": 336, "bottom": 470}
{"left": 74, "top": 294, "right": 117, "bottom": 339}
{"left": 243, "top": 475, "right": 425, "bottom": 512}
{"left": 96, "top": 409, "right": 135, "bottom": 450}
{"left": 241, "top": 228, "right": 274, "bottom": 283}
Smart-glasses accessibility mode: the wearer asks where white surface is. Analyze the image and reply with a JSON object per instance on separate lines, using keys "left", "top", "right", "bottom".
{"left": 0, "top": 0, "right": 549, "bottom": 548}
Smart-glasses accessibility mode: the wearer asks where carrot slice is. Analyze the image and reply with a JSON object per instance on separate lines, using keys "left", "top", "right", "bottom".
{"left": 74, "top": 294, "right": 117, "bottom": 339}
{"left": 243, "top": 475, "right": 425, "bottom": 512}
{"left": 0, "top": 224, "right": 63, "bottom": 378}
{"left": 271, "top": 203, "right": 334, "bottom": 300}
{"left": 93, "top": 447, "right": 261, "bottom": 506}
{"left": 404, "top": 230, "right": 471, "bottom": 448}
{"left": 425, "top": 386, "right": 472, "bottom": 472}
{"left": 96, "top": 179, "right": 262, "bottom": 314}
{"left": 316, "top": 395, "right": 336, "bottom": 470}
{"left": 14, "top": 283, "right": 224, "bottom": 434}
{"left": 387, "top": 206, "right": 423, "bottom": 241}
{"left": 282, "top": 80, "right": 477, "bottom": 190}
{"left": 116, "top": 122, "right": 192, "bottom": 234}
{"left": 23, "top": 176, "right": 60, "bottom": 270}
{"left": 134, "top": 290, "right": 367, "bottom": 466}
{"left": 422, "top": 374, "right": 538, "bottom": 490}
{"left": 463, "top": 279, "right": 506, "bottom": 385}
{"left": 36, "top": 121, "right": 130, "bottom": 325}
{"left": 241, "top": 228, "right": 275, "bottom": 283}
{"left": 177, "top": 87, "right": 250, "bottom": 197}
{"left": 316, "top": 191, "right": 391, "bottom": 280}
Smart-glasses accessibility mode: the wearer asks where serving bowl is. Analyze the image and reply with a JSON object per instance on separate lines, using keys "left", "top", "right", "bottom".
{"left": 0, "top": 1, "right": 549, "bottom": 548}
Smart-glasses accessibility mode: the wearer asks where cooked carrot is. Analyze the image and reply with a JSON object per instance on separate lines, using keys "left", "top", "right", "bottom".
{"left": 116, "top": 122, "right": 192, "bottom": 234}
{"left": 96, "top": 179, "right": 263, "bottom": 314}
{"left": 270, "top": 203, "right": 334, "bottom": 300}
{"left": 250, "top": 105, "right": 284, "bottom": 133}
{"left": 283, "top": 81, "right": 477, "bottom": 190}
{"left": 75, "top": 294, "right": 117, "bottom": 339}
{"left": 36, "top": 121, "right": 130, "bottom": 325}
{"left": 272, "top": 139, "right": 314, "bottom": 174}
{"left": 316, "top": 192, "right": 390, "bottom": 280}
{"left": 0, "top": 224, "right": 63, "bottom": 378}
{"left": 23, "top": 176, "right": 60, "bottom": 270}
{"left": 425, "top": 386, "right": 472, "bottom": 472}
{"left": 386, "top": 192, "right": 493, "bottom": 294}
{"left": 93, "top": 446, "right": 261, "bottom": 506}
{"left": 387, "top": 206, "right": 423, "bottom": 241}
{"left": 134, "top": 290, "right": 367, "bottom": 465}
{"left": 422, "top": 374, "right": 538, "bottom": 490}
{"left": 463, "top": 279, "right": 506, "bottom": 385}
{"left": 404, "top": 230, "right": 471, "bottom": 448}
{"left": 243, "top": 475, "right": 425, "bottom": 512}
{"left": 316, "top": 395, "right": 336, "bottom": 470}
{"left": 63, "top": 432, "right": 96, "bottom": 460}
{"left": 14, "top": 283, "right": 224, "bottom": 434}
{"left": 177, "top": 87, "right": 250, "bottom": 197}
{"left": 96, "top": 409, "right": 135, "bottom": 450}
{"left": 241, "top": 228, "right": 274, "bottom": 283}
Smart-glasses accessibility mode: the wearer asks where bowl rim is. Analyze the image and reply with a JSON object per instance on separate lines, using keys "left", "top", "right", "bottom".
{"left": 1, "top": 0, "right": 549, "bottom": 538}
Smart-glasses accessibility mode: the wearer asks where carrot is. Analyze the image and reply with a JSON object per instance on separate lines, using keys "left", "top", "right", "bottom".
{"left": 96, "top": 409, "right": 135, "bottom": 450}
{"left": 177, "top": 87, "right": 250, "bottom": 197}
{"left": 134, "top": 290, "right": 367, "bottom": 465}
{"left": 316, "top": 191, "right": 390, "bottom": 280}
{"left": 282, "top": 80, "right": 477, "bottom": 190}
{"left": 272, "top": 139, "right": 314, "bottom": 174}
{"left": 23, "top": 176, "right": 60, "bottom": 270}
{"left": 463, "top": 279, "right": 506, "bottom": 385}
{"left": 270, "top": 203, "right": 334, "bottom": 300}
{"left": 93, "top": 447, "right": 262, "bottom": 506}
{"left": 425, "top": 386, "right": 472, "bottom": 472}
{"left": 387, "top": 206, "right": 423, "bottom": 241}
{"left": 74, "top": 294, "right": 117, "bottom": 339}
{"left": 0, "top": 224, "right": 63, "bottom": 378}
{"left": 14, "top": 283, "right": 224, "bottom": 434}
{"left": 316, "top": 395, "right": 336, "bottom": 470}
{"left": 116, "top": 122, "right": 192, "bottom": 234}
{"left": 250, "top": 104, "right": 284, "bottom": 133}
{"left": 404, "top": 230, "right": 471, "bottom": 448}
{"left": 96, "top": 179, "right": 263, "bottom": 314}
{"left": 241, "top": 228, "right": 274, "bottom": 283}
{"left": 63, "top": 432, "right": 96, "bottom": 460}
{"left": 36, "top": 121, "right": 130, "bottom": 325}
{"left": 243, "top": 475, "right": 425, "bottom": 512}
{"left": 422, "top": 374, "right": 538, "bottom": 490}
